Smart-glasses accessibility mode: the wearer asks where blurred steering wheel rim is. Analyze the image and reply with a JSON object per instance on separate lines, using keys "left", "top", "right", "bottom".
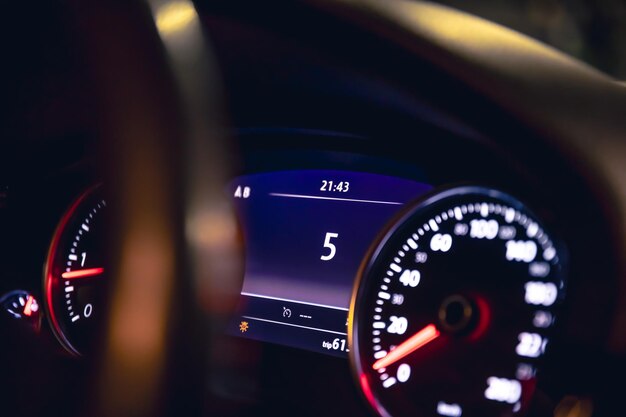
{"left": 70, "top": 1, "right": 237, "bottom": 416}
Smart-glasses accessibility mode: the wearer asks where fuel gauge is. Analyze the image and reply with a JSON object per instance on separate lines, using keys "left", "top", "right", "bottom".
{"left": 0, "top": 290, "right": 41, "bottom": 329}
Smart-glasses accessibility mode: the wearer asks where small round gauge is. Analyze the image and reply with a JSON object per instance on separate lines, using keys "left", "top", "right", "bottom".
{"left": 0, "top": 290, "right": 41, "bottom": 330}
{"left": 350, "top": 186, "right": 565, "bottom": 417}
{"left": 44, "top": 186, "right": 107, "bottom": 355}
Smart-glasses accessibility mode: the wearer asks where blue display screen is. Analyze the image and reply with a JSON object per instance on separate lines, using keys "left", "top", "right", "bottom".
{"left": 230, "top": 170, "right": 432, "bottom": 356}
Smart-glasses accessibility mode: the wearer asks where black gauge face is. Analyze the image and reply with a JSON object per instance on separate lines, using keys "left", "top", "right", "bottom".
{"left": 44, "top": 187, "right": 107, "bottom": 355}
{"left": 350, "top": 186, "right": 565, "bottom": 417}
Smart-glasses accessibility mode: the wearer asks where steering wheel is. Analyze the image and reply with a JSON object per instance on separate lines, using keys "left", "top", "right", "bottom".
{"left": 68, "top": 1, "right": 239, "bottom": 416}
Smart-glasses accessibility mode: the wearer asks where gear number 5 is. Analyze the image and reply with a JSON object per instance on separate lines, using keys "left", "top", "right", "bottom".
{"left": 321, "top": 232, "right": 339, "bottom": 261}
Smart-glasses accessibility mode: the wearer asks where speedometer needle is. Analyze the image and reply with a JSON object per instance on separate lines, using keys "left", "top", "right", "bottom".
{"left": 61, "top": 267, "right": 104, "bottom": 280}
{"left": 372, "top": 324, "right": 440, "bottom": 370}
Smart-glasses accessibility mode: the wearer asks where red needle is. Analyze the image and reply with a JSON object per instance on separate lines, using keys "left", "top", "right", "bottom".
{"left": 23, "top": 295, "right": 35, "bottom": 317}
{"left": 372, "top": 324, "right": 440, "bottom": 370}
{"left": 61, "top": 267, "right": 105, "bottom": 280}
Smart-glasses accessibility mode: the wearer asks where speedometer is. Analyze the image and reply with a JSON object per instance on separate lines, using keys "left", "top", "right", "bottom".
{"left": 350, "top": 186, "right": 565, "bottom": 417}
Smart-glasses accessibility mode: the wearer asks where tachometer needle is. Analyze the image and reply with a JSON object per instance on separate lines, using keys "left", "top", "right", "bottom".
{"left": 372, "top": 324, "right": 440, "bottom": 370}
{"left": 61, "top": 267, "right": 104, "bottom": 280}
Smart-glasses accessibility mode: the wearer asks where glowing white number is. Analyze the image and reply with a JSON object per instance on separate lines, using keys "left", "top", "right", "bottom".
{"left": 397, "top": 364, "right": 411, "bottom": 383}
{"left": 498, "top": 225, "right": 516, "bottom": 240}
{"left": 391, "top": 294, "right": 405, "bottom": 305}
{"left": 529, "top": 262, "right": 550, "bottom": 277}
{"left": 399, "top": 269, "right": 421, "bottom": 287}
{"left": 430, "top": 234, "right": 452, "bottom": 252}
{"left": 320, "top": 232, "right": 339, "bottom": 261}
{"left": 437, "top": 402, "right": 463, "bottom": 417}
{"left": 453, "top": 223, "right": 468, "bottom": 236}
{"left": 484, "top": 377, "right": 522, "bottom": 404}
{"left": 415, "top": 252, "right": 428, "bottom": 263}
{"left": 506, "top": 240, "right": 537, "bottom": 263}
{"left": 470, "top": 219, "right": 499, "bottom": 240}
{"left": 524, "top": 281, "right": 558, "bottom": 306}
{"left": 233, "top": 186, "right": 251, "bottom": 199}
{"left": 516, "top": 364, "right": 536, "bottom": 381}
{"left": 516, "top": 332, "right": 547, "bottom": 358}
{"left": 84, "top": 303, "right": 93, "bottom": 318}
{"left": 533, "top": 311, "right": 554, "bottom": 328}
{"left": 387, "top": 316, "right": 408, "bottom": 335}
{"left": 80, "top": 252, "right": 87, "bottom": 267}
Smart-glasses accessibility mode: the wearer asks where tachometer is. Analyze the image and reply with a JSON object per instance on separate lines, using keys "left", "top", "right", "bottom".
{"left": 350, "top": 186, "right": 565, "bottom": 417}
{"left": 44, "top": 186, "right": 107, "bottom": 355}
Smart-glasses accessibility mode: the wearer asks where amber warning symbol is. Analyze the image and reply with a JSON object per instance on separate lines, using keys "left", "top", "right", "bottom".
{"left": 239, "top": 321, "right": 249, "bottom": 333}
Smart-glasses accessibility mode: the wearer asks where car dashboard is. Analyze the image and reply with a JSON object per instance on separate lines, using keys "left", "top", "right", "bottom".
{"left": 1, "top": 1, "right": 626, "bottom": 417}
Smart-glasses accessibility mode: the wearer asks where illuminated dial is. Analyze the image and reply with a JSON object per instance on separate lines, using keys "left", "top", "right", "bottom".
{"left": 350, "top": 186, "right": 565, "bottom": 417}
{"left": 44, "top": 186, "right": 107, "bottom": 355}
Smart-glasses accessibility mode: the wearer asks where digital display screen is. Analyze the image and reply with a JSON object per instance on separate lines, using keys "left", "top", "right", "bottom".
{"left": 230, "top": 170, "right": 432, "bottom": 356}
